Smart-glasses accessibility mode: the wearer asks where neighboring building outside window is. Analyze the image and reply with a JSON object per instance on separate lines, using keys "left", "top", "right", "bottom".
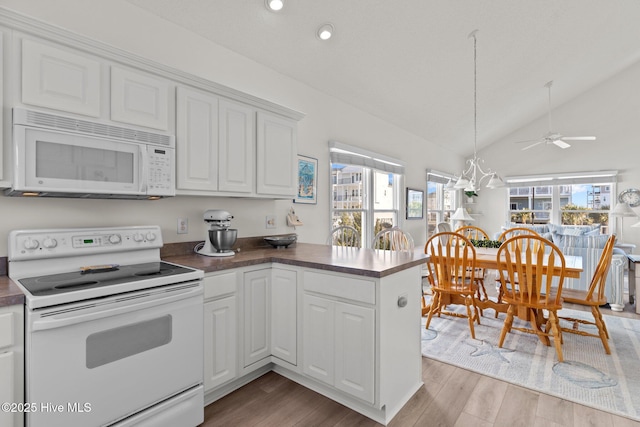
{"left": 506, "top": 172, "right": 616, "bottom": 234}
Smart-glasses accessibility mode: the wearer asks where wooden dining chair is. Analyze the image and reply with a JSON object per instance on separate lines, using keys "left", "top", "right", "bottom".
{"left": 456, "top": 225, "right": 490, "bottom": 301}
{"left": 372, "top": 227, "right": 414, "bottom": 251}
{"left": 424, "top": 232, "right": 480, "bottom": 339}
{"left": 557, "top": 235, "right": 616, "bottom": 354}
{"left": 495, "top": 227, "right": 544, "bottom": 310}
{"left": 496, "top": 234, "right": 566, "bottom": 361}
{"left": 327, "top": 225, "right": 360, "bottom": 247}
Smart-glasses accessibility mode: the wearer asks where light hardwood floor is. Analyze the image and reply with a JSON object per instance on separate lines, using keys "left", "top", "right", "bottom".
{"left": 201, "top": 292, "right": 640, "bottom": 427}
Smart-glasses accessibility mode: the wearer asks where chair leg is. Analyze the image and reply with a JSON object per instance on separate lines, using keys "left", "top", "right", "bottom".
{"left": 494, "top": 283, "right": 503, "bottom": 319}
{"left": 548, "top": 311, "right": 564, "bottom": 362}
{"left": 425, "top": 292, "right": 440, "bottom": 330}
{"left": 591, "top": 306, "right": 611, "bottom": 354}
{"left": 464, "top": 298, "right": 476, "bottom": 339}
{"left": 498, "top": 305, "right": 515, "bottom": 347}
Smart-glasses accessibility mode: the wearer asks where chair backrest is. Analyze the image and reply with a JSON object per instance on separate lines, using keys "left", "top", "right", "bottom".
{"left": 424, "top": 232, "right": 476, "bottom": 291}
{"left": 372, "top": 227, "right": 414, "bottom": 251}
{"left": 498, "top": 227, "right": 542, "bottom": 251}
{"left": 585, "top": 235, "right": 616, "bottom": 302}
{"left": 436, "top": 222, "right": 452, "bottom": 233}
{"left": 498, "top": 226, "right": 540, "bottom": 242}
{"left": 496, "top": 234, "right": 565, "bottom": 306}
{"left": 456, "top": 225, "right": 489, "bottom": 241}
{"left": 327, "top": 225, "right": 360, "bottom": 247}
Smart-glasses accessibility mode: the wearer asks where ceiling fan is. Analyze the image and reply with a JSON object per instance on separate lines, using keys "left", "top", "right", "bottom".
{"left": 515, "top": 81, "right": 596, "bottom": 151}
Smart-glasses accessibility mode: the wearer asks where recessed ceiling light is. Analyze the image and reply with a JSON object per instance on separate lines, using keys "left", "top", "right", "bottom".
{"left": 317, "top": 23, "right": 334, "bottom": 41}
{"left": 265, "top": 0, "right": 284, "bottom": 12}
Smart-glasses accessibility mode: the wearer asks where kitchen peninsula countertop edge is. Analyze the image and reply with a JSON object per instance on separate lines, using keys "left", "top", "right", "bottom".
{"left": 163, "top": 243, "right": 428, "bottom": 278}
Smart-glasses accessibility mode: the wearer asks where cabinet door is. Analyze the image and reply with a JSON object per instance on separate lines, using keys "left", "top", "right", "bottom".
{"left": 256, "top": 112, "right": 297, "bottom": 196}
{"left": 334, "top": 302, "right": 375, "bottom": 403}
{"left": 243, "top": 269, "right": 270, "bottom": 367}
{"left": 203, "top": 296, "right": 237, "bottom": 391}
{"left": 0, "top": 351, "right": 14, "bottom": 427}
{"left": 219, "top": 99, "right": 254, "bottom": 193}
{"left": 111, "top": 66, "right": 170, "bottom": 130}
{"left": 302, "top": 294, "right": 334, "bottom": 385}
{"left": 176, "top": 87, "right": 219, "bottom": 191}
{"left": 22, "top": 39, "right": 101, "bottom": 117}
{"left": 271, "top": 268, "right": 297, "bottom": 365}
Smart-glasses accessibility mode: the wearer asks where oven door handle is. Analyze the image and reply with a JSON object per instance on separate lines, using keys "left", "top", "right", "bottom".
{"left": 30, "top": 283, "right": 202, "bottom": 332}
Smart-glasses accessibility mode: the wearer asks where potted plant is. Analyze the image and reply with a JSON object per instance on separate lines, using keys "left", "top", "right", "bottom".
{"left": 464, "top": 191, "right": 478, "bottom": 203}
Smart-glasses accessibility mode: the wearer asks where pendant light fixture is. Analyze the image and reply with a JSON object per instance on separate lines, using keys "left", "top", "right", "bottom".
{"left": 449, "top": 30, "right": 503, "bottom": 192}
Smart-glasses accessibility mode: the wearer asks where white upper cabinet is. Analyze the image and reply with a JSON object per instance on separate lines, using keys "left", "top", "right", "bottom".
{"left": 218, "top": 99, "right": 255, "bottom": 194}
{"left": 176, "top": 86, "right": 219, "bottom": 191}
{"left": 256, "top": 112, "right": 297, "bottom": 197}
{"left": 111, "top": 66, "right": 170, "bottom": 130}
{"left": 21, "top": 39, "right": 101, "bottom": 117}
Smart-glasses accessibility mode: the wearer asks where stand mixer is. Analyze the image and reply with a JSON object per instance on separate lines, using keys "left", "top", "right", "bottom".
{"left": 196, "top": 210, "right": 238, "bottom": 257}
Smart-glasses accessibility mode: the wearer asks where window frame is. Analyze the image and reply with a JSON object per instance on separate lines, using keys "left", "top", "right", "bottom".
{"left": 329, "top": 141, "right": 405, "bottom": 248}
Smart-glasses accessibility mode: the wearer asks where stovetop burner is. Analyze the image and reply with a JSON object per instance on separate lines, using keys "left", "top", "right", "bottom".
{"left": 18, "top": 262, "right": 193, "bottom": 297}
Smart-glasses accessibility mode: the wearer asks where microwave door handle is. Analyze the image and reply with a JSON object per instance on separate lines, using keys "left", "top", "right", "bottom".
{"left": 139, "top": 146, "right": 148, "bottom": 193}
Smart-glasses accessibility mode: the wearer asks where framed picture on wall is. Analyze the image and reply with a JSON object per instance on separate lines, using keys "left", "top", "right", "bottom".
{"left": 294, "top": 155, "right": 318, "bottom": 204}
{"left": 406, "top": 188, "right": 424, "bottom": 219}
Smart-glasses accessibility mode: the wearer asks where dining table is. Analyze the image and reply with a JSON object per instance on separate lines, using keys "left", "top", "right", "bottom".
{"left": 422, "top": 246, "right": 583, "bottom": 321}
{"left": 471, "top": 246, "right": 583, "bottom": 316}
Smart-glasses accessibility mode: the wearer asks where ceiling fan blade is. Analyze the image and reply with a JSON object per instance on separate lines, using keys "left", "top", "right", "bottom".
{"left": 513, "top": 138, "right": 540, "bottom": 144}
{"left": 560, "top": 136, "right": 596, "bottom": 141}
{"left": 552, "top": 139, "right": 571, "bottom": 149}
{"left": 521, "top": 140, "right": 544, "bottom": 151}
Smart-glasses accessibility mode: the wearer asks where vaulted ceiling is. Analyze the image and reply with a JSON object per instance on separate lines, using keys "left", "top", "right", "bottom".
{"left": 128, "top": 0, "right": 640, "bottom": 157}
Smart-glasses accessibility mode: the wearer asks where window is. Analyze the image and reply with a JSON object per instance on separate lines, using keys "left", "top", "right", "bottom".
{"left": 506, "top": 171, "right": 617, "bottom": 234}
{"left": 330, "top": 141, "right": 404, "bottom": 247}
{"left": 426, "top": 170, "right": 456, "bottom": 236}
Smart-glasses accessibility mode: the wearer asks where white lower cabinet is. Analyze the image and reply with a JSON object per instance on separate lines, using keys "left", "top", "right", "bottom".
{"left": 203, "top": 272, "right": 238, "bottom": 392}
{"left": 0, "top": 305, "right": 24, "bottom": 427}
{"left": 302, "top": 294, "right": 375, "bottom": 404}
{"left": 270, "top": 268, "right": 297, "bottom": 366}
{"left": 243, "top": 269, "right": 271, "bottom": 368}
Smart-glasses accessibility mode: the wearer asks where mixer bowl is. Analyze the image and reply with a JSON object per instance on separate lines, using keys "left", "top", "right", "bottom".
{"left": 209, "top": 229, "right": 238, "bottom": 252}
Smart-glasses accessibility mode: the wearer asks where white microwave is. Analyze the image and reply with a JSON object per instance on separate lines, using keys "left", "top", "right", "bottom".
{"left": 6, "top": 108, "right": 175, "bottom": 199}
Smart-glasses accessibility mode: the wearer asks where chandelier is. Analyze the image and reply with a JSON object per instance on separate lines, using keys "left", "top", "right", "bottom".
{"left": 447, "top": 30, "right": 503, "bottom": 192}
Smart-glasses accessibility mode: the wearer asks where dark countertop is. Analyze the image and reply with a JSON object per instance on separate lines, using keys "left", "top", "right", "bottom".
{"left": 164, "top": 243, "right": 428, "bottom": 279}
{"left": 0, "top": 276, "right": 25, "bottom": 307}
{"left": 0, "top": 243, "right": 429, "bottom": 308}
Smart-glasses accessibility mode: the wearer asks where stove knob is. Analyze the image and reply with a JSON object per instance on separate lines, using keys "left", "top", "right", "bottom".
{"left": 145, "top": 232, "right": 157, "bottom": 241}
{"left": 23, "top": 238, "right": 39, "bottom": 250}
{"left": 108, "top": 234, "right": 122, "bottom": 244}
{"left": 43, "top": 238, "right": 58, "bottom": 249}
{"left": 133, "top": 233, "right": 145, "bottom": 242}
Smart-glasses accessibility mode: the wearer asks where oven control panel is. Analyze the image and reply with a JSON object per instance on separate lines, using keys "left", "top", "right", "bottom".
{"left": 8, "top": 226, "right": 163, "bottom": 261}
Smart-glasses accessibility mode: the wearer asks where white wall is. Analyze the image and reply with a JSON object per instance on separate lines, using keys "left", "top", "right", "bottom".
{"left": 0, "top": 0, "right": 461, "bottom": 256}
{"left": 474, "top": 59, "right": 640, "bottom": 248}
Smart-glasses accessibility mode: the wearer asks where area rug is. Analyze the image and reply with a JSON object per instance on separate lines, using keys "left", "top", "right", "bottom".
{"left": 421, "top": 307, "right": 640, "bottom": 421}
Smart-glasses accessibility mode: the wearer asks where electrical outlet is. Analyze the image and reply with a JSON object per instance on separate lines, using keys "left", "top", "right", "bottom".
{"left": 177, "top": 218, "right": 188, "bottom": 234}
{"left": 266, "top": 215, "right": 276, "bottom": 229}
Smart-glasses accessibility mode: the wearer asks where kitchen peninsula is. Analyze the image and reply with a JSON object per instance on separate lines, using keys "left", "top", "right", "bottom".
{"left": 164, "top": 241, "right": 428, "bottom": 425}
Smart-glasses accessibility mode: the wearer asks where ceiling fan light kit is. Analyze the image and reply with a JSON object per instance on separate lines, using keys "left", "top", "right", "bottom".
{"left": 449, "top": 30, "right": 504, "bottom": 192}
{"left": 517, "top": 80, "right": 596, "bottom": 151}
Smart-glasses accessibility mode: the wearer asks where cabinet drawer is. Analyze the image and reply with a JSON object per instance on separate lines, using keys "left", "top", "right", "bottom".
{"left": 303, "top": 271, "right": 375, "bottom": 304}
{"left": 204, "top": 272, "right": 237, "bottom": 300}
{"left": 0, "top": 313, "right": 13, "bottom": 349}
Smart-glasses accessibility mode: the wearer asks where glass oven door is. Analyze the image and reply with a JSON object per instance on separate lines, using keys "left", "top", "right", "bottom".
{"left": 25, "top": 282, "right": 203, "bottom": 427}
